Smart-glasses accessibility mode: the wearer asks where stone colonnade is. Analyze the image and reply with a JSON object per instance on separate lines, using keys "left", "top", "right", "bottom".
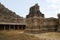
{"left": 0, "top": 24, "right": 25, "bottom": 30}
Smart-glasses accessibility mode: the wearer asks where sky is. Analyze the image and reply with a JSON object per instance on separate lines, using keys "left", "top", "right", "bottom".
{"left": 0, "top": 0, "right": 60, "bottom": 18}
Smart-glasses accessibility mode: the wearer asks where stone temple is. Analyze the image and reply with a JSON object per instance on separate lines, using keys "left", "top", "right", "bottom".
{"left": 0, "top": 3, "right": 60, "bottom": 33}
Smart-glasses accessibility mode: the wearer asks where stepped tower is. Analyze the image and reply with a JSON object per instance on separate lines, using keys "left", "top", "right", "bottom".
{"left": 26, "top": 4, "right": 44, "bottom": 33}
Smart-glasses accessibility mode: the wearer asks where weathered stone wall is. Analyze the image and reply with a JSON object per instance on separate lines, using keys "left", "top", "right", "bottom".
{"left": 43, "top": 18, "right": 58, "bottom": 32}
{"left": 26, "top": 4, "right": 58, "bottom": 33}
{"left": 57, "top": 14, "right": 60, "bottom": 32}
{"left": 26, "top": 4, "right": 45, "bottom": 33}
{"left": 26, "top": 17, "right": 44, "bottom": 33}
{"left": 0, "top": 3, "right": 24, "bottom": 23}
{"left": 26, "top": 4, "right": 44, "bottom": 18}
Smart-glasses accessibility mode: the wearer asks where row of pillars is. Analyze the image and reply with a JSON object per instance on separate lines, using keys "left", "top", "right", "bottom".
{"left": 0, "top": 25, "right": 25, "bottom": 30}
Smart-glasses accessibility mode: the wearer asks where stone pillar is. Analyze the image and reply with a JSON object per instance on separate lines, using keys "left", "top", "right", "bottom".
{"left": 18, "top": 25, "right": 19, "bottom": 30}
{"left": 22, "top": 25, "right": 23, "bottom": 30}
{"left": 4, "top": 25, "right": 5, "bottom": 30}
{"left": 14, "top": 25, "right": 15, "bottom": 30}
{"left": 9, "top": 25, "right": 10, "bottom": 30}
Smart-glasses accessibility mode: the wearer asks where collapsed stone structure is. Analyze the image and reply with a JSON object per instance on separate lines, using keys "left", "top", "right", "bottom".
{"left": 0, "top": 3, "right": 60, "bottom": 33}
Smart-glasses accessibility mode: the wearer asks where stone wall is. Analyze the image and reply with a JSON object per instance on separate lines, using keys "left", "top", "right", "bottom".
{"left": 0, "top": 3, "right": 24, "bottom": 23}
{"left": 26, "top": 4, "right": 59, "bottom": 33}
{"left": 43, "top": 18, "right": 58, "bottom": 32}
{"left": 57, "top": 14, "right": 60, "bottom": 32}
{"left": 26, "top": 4, "right": 44, "bottom": 33}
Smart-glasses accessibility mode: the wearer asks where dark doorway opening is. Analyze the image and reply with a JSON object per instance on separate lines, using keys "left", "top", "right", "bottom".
{"left": 10, "top": 25, "right": 14, "bottom": 30}
{"left": 0, "top": 25, "right": 4, "bottom": 30}
{"left": 23, "top": 25, "right": 25, "bottom": 29}
{"left": 19, "top": 25, "right": 26, "bottom": 30}
{"left": 19, "top": 26, "right": 22, "bottom": 29}
{"left": 15, "top": 25, "right": 18, "bottom": 30}
{"left": 5, "top": 25, "right": 9, "bottom": 30}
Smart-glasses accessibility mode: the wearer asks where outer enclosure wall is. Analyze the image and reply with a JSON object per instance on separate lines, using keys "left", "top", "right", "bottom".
{"left": 43, "top": 18, "right": 58, "bottom": 32}
{"left": 26, "top": 17, "right": 58, "bottom": 33}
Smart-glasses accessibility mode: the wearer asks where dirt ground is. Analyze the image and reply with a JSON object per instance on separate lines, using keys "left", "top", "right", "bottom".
{"left": 0, "top": 30, "right": 40, "bottom": 40}
{"left": 0, "top": 30, "right": 60, "bottom": 40}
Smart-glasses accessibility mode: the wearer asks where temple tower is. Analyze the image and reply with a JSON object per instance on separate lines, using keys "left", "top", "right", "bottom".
{"left": 26, "top": 4, "right": 44, "bottom": 33}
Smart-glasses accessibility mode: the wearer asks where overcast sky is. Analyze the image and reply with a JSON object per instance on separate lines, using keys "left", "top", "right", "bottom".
{"left": 0, "top": 0, "right": 60, "bottom": 18}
